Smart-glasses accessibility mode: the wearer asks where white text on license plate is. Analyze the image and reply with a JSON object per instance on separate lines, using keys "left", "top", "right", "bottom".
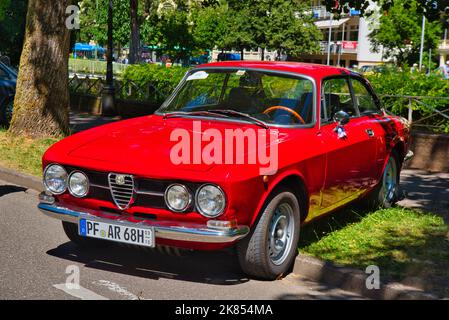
{"left": 79, "top": 218, "right": 155, "bottom": 247}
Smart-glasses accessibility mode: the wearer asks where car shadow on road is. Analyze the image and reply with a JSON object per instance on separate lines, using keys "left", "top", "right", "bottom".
{"left": 47, "top": 241, "right": 250, "bottom": 285}
{"left": 0, "top": 185, "right": 27, "bottom": 197}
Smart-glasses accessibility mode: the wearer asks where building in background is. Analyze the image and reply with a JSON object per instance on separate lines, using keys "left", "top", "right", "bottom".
{"left": 297, "top": 0, "right": 384, "bottom": 68}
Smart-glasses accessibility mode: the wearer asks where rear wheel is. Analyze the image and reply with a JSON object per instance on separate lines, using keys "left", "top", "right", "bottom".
{"left": 62, "top": 221, "right": 111, "bottom": 248}
{"left": 237, "top": 188, "right": 300, "bottom": 280}
{"left": 365, "top": 151, "right": 400, "bottom": 209}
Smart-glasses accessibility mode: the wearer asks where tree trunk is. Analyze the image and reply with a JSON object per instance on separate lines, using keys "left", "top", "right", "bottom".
{"left": 8, "top": 0, "right": 71, "bottom": 138}
{"left": 129, "top": 0, "right": 140, "bottom": 64}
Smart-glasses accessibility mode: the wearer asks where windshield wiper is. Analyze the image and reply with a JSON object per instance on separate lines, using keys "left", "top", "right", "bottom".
{"left": 206, "top": 109, "right": 269, "bottom": 129}
{"left": 163, "top": 110, "right": 230, "bottom": 120}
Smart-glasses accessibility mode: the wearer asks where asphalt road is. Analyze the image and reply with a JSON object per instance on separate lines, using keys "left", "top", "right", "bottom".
{"left": 0, "top": 178, "right": 362, "bottom": 300}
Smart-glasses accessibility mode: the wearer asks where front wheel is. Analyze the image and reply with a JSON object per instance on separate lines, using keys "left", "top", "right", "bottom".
{"left": 237, "top": 188, "right": 300, "bottom": 280}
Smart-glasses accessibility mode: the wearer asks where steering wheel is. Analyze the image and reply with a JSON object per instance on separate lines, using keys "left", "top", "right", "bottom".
{"left": 263, "top": 106, "right": 306, "bottom": 124}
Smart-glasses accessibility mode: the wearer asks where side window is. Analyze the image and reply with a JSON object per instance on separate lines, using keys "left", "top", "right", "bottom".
{"left": 321, "top": 77, "right": 356, "bottom": 122}
{"left": 351, "top": 78, "right": 380, "bottom": 115}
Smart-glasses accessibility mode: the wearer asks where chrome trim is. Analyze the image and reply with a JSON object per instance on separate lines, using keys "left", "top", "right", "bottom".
{"left": 108, "top": 173, "right": 134, "bottom": 210}
{"left": 404, "top": 150, "right": 414, "bottom": 162}
{"left": 38, "top": 203, "right": 249, "bottom": 243}
{"left": 134, "top": 190, "right": 165, "bottom": 197}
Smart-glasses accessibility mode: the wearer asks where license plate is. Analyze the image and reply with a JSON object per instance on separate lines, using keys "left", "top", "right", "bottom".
{"left": 78, "top": 216, "right": 155, "bottom": 248}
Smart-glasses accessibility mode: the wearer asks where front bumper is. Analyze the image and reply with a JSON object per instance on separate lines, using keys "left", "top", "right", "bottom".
{"left": 38, "top": 199, "right": 249, "bottom": 244}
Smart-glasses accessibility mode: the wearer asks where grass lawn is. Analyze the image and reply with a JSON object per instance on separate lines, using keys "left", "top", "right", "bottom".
{"left": 0, "top": 128, "right": 59, "bottom": 176}
{"left": 299, "top": 206, "right": 449, "bottom": 296}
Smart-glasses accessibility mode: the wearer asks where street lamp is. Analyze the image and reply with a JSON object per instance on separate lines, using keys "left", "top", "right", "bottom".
{"left": 101, "top": 0, "right": 115, "bottom": 116}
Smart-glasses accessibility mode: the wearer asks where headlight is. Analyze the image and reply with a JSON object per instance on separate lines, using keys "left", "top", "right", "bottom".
{"left": 43, "top": 164, "right": 68, "bottom": 195}
{"left": 196, "top": 184, "right": 226, "bottom": 218}
{"left": 165, "top": 184, "right": 192, "bottom": 212}
{"left": 68, "top": 171, "right": 89, "bottom": 198}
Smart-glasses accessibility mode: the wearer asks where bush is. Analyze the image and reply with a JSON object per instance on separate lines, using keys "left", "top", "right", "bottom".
{"left": 121, "top": 64, "right": 190, "bottom": 104}
{"left": 366, "top": 69, "right": 449, "bottom": 133}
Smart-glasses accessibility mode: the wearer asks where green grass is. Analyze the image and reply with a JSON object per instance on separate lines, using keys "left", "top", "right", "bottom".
{"left": 299, "top": 206, "right": 449, "bottom": 296}
{"left": 0, "top": 129, "right": 59, "bottom": 176}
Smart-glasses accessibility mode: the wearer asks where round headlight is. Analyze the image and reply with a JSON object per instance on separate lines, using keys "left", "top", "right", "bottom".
{"left": 165, "top": 184, "right": 192, "bottom": 212}
{"left": 43, "top": 164, "right": 68, "bottom": 195}
{"left": 196, "top": 184, "right": 226, "bottom": 218}
{"left": 68, "top": 171, "right": 89, "bottom": 198}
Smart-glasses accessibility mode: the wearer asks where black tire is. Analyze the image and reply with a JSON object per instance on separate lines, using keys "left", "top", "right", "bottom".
{"left": 62, "top": 221, "right": 111, "bottom": 248}
{"left": 364, "top": 150, "right": 401, "bottom": 210}
{"left": 237, "top": 188, "right": 301, "bottom": 280}
{"left": 0, "top": 98, "right": 13, "bottom": 127}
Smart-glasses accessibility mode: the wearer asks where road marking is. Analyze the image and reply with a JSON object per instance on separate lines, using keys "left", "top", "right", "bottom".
{"left": 93, "top": 280, "right": 145, "bottom": 300}
{"left": 53, "top": 283, "right": 109, "bottom": 300}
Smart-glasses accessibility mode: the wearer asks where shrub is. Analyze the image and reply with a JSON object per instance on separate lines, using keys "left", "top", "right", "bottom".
{"left": 367, "top": 69, "right": 449, "bottom": 133}
{"left": 121, "top": 64, "right": 190, "bottom": 104}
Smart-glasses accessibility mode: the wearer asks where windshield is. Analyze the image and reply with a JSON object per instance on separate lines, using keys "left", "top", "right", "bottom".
{"left": 158, "top": 69, "right": 315, "bottom": 126}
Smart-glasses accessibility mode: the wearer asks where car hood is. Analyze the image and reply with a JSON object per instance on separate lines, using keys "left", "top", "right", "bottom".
{"left": 47, "top": 115, "right": 292, "bottom": 178}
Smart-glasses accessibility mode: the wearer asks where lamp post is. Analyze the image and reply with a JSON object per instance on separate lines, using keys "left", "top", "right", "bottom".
{"left": 101, "top": 0, "right": 115, "bottom": 116}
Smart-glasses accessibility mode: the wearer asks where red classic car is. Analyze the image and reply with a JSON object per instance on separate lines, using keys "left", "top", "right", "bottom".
{"left": 39, "top": 61, "right": 412, "bottom": 279}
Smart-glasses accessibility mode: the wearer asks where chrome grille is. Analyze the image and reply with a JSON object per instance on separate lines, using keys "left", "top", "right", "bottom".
{"left": 108, "top": 173, "right": 134, "bottom": 210}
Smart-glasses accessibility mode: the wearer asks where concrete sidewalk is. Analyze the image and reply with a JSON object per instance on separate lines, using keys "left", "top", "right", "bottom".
{"left": 398, "top": 169, "right": 449, "bottom": 221}
{"left": 70, "top": 112, "right": 121, "bottom": 133}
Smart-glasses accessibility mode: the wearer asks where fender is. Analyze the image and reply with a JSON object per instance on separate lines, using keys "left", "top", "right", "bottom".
{"left": 249, "top": 168, "right": 309, "bottom": 227}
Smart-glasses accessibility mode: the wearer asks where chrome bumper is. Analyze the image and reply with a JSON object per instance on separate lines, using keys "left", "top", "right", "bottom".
{"left": 404, "top": 150, "right": 414, "bottom": 162}
{"left": 38, "top": 201, "right": 249, "bottom": 244}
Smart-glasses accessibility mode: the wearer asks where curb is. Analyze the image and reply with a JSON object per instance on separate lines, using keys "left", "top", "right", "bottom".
{"left": 293, "top": 254, "right": 439, "bottom": 300}
{"left": 0, "top": 166, "right": 42, "bottom": 192}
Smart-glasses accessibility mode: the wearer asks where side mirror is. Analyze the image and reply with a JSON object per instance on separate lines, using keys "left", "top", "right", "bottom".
{"left": 334, "top": 110, "right": 350, "bottom": 126}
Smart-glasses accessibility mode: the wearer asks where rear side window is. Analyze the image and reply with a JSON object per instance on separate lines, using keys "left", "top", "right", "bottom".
{"left": 351, "top": 78, "right": 380, "bottom": 115}
{"left": 321, "top": 77, "right": 356, "bottom": 122}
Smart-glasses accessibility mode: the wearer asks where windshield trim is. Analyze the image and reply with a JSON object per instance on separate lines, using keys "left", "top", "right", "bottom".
{"left": 155, "top": 67, "right": 317, "bottom": 129}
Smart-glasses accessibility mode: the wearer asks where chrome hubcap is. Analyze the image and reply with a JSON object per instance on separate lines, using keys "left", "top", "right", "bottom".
{"left": 268, "top": 202, "right": 294, "bottom": 266}
{"left": 383, "top": 157, "right": 398, "bottom": 203}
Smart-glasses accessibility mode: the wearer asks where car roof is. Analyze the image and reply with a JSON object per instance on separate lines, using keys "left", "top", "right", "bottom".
{"left": 196, "top": 61, "right": 350, "bottom": 79}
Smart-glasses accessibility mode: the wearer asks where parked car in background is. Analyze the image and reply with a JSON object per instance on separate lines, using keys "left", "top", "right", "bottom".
{"left": 0, "top": 61, "right": 17, "bottom": 127}
{"left": 38, "top": 61, "right": 412, "bottom": 280}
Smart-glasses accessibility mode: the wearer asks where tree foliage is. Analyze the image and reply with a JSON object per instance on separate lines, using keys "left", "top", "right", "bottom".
{"left": 370, "top": 0, "right": 442, "bottom": 65}
{"left": 0, "top": 0, "right": 28, "bottom": 65}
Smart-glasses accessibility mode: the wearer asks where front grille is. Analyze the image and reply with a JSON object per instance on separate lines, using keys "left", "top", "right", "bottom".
{"left": 63, "top": 166, "right": 204, "bottom": 213}
{"left": 108, "top": 173, "right": 134, "bottom": 210}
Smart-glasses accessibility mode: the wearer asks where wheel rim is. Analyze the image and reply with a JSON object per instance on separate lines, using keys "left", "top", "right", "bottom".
{"left": 268, "top": 202, "right": 295, "bottom": 266}
{"left": 383, "top": 156, "right": 398, "bottom": 203}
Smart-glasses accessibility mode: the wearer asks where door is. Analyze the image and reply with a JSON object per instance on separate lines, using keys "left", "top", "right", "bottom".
{"left": 319, "top": 76, "right": 378, "bottom": 210}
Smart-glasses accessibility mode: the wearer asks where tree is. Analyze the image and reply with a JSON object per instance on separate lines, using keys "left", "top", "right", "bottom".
{"left": 79, "top": 0, "right": 131, "bottom": 48}
{"left": 129, "top": 0, "right": 141, "bottom": 64}
{"left": 0, "top": 0, "right": 28, "bottom": 65}
{"left": 191, "top": 4, "right": 228, "bottom": 53}
{"left": 0, "top": 0, "right": 10, "bottom": 20}
{"left": 8, "top": 0, "right": 72, "bottom": 137}
{"left": 265, "top": 0, "right": 322, "bottom": 58}
{"left": 370, "top": 0, "right": 442, "bottom": 65}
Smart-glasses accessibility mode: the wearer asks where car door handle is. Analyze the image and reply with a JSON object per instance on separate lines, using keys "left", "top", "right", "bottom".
{"left": 366, "top": 129, "right": 374, "bottom": 138}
